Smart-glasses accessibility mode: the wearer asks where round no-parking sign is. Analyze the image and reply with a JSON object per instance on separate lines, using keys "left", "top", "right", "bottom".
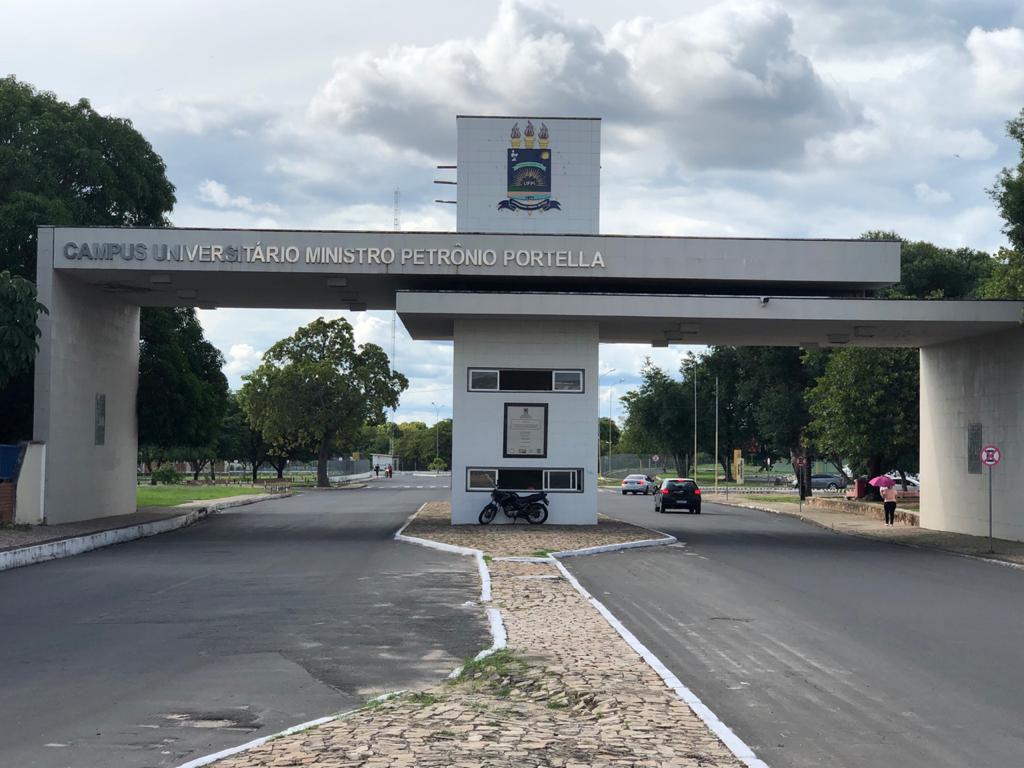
{"left": 652, "top": 454, "right": 660, "bottom": 463}
{"left": 980, "top": 445, "right": 1001, "bottom": 466}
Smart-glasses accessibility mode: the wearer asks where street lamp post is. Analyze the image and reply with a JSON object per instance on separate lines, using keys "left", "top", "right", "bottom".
{"left": 599, "top": 368, "right": 617, "bottom": 478}
{"left": 431, "top": 401, "right": 441, "bottom": 467}
{"left": 608, "top": 376, "right": 624, "bottom": 477}
{"left": 692, "top": 361, "right": 698, "bottom": 479}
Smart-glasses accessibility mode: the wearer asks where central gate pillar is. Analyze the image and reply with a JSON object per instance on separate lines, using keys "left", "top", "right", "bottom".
{"left": 450, "top": 317, "right": 599, "bottom": 524}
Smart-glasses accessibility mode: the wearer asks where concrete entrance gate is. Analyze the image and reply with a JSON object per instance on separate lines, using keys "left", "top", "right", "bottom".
{"left": 28, "top": 116, "right": 1024, "bottom": 540}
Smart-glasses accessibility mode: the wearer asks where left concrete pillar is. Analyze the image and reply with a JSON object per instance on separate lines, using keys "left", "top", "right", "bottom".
{"left": 34, "top": 227, "right": 140, "bottom": 524}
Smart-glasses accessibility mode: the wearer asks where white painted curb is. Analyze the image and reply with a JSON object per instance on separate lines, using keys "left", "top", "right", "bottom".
{"left": 175, "top": 713, "right": 340, "bottom": 768}
{"left": 551, "top": 557, "right": 769, "bottom": 768}
{"left": 0, "top": 494, "right": 285, "bottom": 573}
{"left": 174, "top": 689, "right": 407, "bottom": 768}
{"left": 549, "top": 534, "right": 676, "bottom": 559}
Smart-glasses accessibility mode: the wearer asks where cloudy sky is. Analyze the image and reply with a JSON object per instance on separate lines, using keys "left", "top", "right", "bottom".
{"left": 4, "top": 0, "right": 1024, "bottom": 425}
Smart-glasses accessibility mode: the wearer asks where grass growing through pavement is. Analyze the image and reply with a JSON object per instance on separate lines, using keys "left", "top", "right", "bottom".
{"left": 136, "top": 484, "right": 267, "bottom": 508}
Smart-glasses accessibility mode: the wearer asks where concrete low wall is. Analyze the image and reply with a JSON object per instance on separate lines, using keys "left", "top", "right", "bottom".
{"left": 809, "top": 497, "right": 920, "bottom": 526}
{"left": 14, "top": 442, "right": 45, "bottom": 524}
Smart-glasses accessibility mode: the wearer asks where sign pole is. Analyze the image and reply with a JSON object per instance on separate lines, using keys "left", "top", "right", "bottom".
{"left": 979, "top": 444, "right": 1000, "bottom": 554}
{"left": 989, "top": 465, "right": 994, "bottom": 554}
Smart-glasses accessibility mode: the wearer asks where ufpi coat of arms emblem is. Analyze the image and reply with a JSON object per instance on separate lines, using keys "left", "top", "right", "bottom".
{"left": 497, "top": 120, "right": 561, "bottom": 212}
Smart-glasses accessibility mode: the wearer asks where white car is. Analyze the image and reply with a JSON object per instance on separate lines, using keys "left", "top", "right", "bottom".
{"left": 621, "top": 474, "right": 658, "bottom": 495}
{"left": 885, "top": 471, "right": 920, "bottom": 488}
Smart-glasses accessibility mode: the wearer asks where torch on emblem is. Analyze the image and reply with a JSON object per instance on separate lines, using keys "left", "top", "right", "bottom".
{"left": 498, "top": 120, "right": 561, "bottom": 213}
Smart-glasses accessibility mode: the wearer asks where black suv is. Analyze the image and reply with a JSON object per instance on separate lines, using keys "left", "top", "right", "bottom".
{"left": 655, "top": 478, "right": 702, "bottom": 514}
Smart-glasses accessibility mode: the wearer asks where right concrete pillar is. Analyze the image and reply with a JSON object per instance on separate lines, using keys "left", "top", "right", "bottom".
{"left": 920, "top": 327, "right": 1024, "bottom": 542}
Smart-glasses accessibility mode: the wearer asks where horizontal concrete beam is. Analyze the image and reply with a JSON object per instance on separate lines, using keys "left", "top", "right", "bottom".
{"left": 397, "top": 291, "right": 1024, "bottom": 347}
{"left": 45, "top": 226, "right": 899, "bottom": 309}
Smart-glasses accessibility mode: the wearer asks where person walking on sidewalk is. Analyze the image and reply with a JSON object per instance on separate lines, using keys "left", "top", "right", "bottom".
{"left": 882, "top": 485, "right": 898, "bottom": 526}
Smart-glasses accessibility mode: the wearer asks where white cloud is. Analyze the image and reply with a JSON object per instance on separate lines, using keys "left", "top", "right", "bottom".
{"left": 8, "top": 0, "right": 1021, "bottom": 425}
{"left": 914, "top": 182, "right": 952, "bottom": 205}
{"left": 197, "top": 180, "right": 284, "bottom": 215}
{"left": 310, "top": 0, "right": 856, "bottom": 169}
{"left": 966, "top": 26, "right": 1024, "bottom": 115}
{"left": 223, "top": 343, "right": 264, "bottom": 378}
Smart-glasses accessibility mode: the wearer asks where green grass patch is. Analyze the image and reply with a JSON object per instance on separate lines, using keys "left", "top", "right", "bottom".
{"left": 530, "top": 550, "right": 552, "bottom": 558}
{"left": 735, "top": 495, "right": 801, "bottom": 504}
{"left": 406, "top": 691, "right": 442, "bottom": 707}
{"left": 482, "top": 554, "right": 493, "bottom": 563}
{"left": 451, "top": 649, "right": 528, "bottom": 684}
{"left": 136, "top": 484, "right": 267, "bottom": 508}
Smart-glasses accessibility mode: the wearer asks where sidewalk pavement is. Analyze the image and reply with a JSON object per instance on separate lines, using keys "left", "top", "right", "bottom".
{"left": 0, "top": 494, "right": 278, "bottom": 552}
{"left": 208, "top": 504, "right": 744, "bottom": 768}
{"left": 705, "top": 493, "right": 1024, "bottom": 568}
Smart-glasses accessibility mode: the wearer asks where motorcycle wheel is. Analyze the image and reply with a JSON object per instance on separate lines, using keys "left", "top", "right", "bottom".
{"left": 526, "top": 503, "right": 548, "bottom": 525}
{"left": 478, "top": 504, "right": 498, "bottom": 524}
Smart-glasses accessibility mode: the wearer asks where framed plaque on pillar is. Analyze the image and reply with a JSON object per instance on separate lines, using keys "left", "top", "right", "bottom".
{"left": 503, "top": 403, "right": 548, "bottom": 458}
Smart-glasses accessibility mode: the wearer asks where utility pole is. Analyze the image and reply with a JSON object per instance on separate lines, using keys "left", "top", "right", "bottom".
{"left": 431, "top": 401, "right": 440, "bottom": 461}
{"left": 608, "top": 377, "right": 623, "bottom": 476}
{"left": 598, "top": 368, "right": 616, "bottom": 477}
{"left": 715, "top": 376, "right": 719, "bottom": 494}
{"left": 389, "top": 188, "right": 400, "bottom": 460}
{"left": 692, "top": 361, "right": 698, "bottom": 479}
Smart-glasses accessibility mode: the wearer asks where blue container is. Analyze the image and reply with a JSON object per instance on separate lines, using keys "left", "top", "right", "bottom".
{"left": 0, "top": 444, "right": 24, "bottom": 481}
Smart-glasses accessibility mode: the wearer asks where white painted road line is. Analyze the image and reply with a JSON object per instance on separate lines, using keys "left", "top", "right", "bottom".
{"left": 551, "top": 558, "right": 769, "bottom": 768}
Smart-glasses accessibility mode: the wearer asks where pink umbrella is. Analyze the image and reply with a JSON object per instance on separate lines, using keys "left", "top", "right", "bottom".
{"left": 869, "top": 475, "right": 895, "bottom": 488}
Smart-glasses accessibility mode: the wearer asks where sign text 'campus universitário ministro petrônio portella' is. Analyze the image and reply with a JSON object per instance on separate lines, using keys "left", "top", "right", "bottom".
{"left": 60, "top": 241, "right": 608, "bottom": 270}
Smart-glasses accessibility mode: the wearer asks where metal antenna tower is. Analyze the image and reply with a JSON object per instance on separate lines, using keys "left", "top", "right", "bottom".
{"left": 389, "top": 189, "right": 400, "bottom": 458}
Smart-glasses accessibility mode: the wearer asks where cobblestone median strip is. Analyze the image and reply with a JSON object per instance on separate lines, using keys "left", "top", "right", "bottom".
{"left": 401, "top": 501, "right": 674, "bottom": 557}
{"left": 197, "top": 504, "right": 763, "bottom": 768}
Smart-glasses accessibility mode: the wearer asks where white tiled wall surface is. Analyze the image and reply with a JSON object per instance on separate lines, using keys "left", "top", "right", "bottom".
{"left": 34, "top": 242, "right": 141, "bottom": 524}
{"left": 456, "top": 116, "right": 600, "bottom": 235}
{"left": 451, "top": 318, "right": 599, "bottom": 524}
{"left": 920, "top": 329, "right": 1024, "bottom": 542}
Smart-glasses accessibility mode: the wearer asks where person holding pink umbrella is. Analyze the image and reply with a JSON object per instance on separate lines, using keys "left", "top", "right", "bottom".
{"left": 881, "top": 485, "right": 898, "bottom": 525}
{"left": 870, "top": 475, "right": 898, "bottom": 525}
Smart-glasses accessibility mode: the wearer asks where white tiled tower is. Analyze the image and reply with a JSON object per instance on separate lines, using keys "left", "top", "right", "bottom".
{"left": 456, "top": 116, "right": 600, "bottom": 235}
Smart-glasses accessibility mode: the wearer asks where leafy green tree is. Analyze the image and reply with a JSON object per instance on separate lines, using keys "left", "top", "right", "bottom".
{"left": 983, "top": 113, "right": 1024, "bottom": 300}
{"left": 241, "top": 317, "right": 408, "bottom": 487}
{"left": 395, "top": 419, "right": 452, "bottom": 468}
{"left": 806, "top": 348, "right": 919, "bottom": 482}
{"left": 138, "top": 308, "right": 228, "bottom": 477}
{"left": 598, "top": 416, "right": 621, "bottom": 455}
{"left": 619, "top": 360, "right": 692, "bottom": 475}
{"left": 862, "top": 232, "right": 993, "bottom": 299}
{"left": 0, "top": 270, "right": 47, "bottom": 389}
{"left": 981, "top": 247, "right": 1024, "bottom": 299}
{"left": 0, "top": 76, "right": 175, "bottom": 440}
{"left": 0, "top": 76, "right": 175, "bottom": 279}
{"left": 990, "top": 109, "right": 1024, "bottom": 255}
{"left": 686, "top": 348, "right": 760, "bottom": 482}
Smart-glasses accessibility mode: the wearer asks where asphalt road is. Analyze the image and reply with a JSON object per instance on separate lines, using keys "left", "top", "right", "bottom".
{"left": 567, "top": 491, "right": 1024, "bottom": 768}
{"left": 0, "top": 483, "right": 485, "bottom": 768}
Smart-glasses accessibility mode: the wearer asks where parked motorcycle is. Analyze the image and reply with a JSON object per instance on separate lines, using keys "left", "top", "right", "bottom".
{"left": 478, "top": 487, "right": 549, "bottom": 524}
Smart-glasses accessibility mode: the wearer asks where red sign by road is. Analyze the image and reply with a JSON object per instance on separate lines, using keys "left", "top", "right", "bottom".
{"left": 980, "top": 445, "right": 1001, "bottom": 466}
{"left": 795, "top": 456, "right": 808, "bottom": 469}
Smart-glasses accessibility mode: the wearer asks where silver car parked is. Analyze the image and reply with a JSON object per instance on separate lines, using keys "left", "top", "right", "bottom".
{"left": 621, "top": 474, "right": 658, "bottom": 495}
